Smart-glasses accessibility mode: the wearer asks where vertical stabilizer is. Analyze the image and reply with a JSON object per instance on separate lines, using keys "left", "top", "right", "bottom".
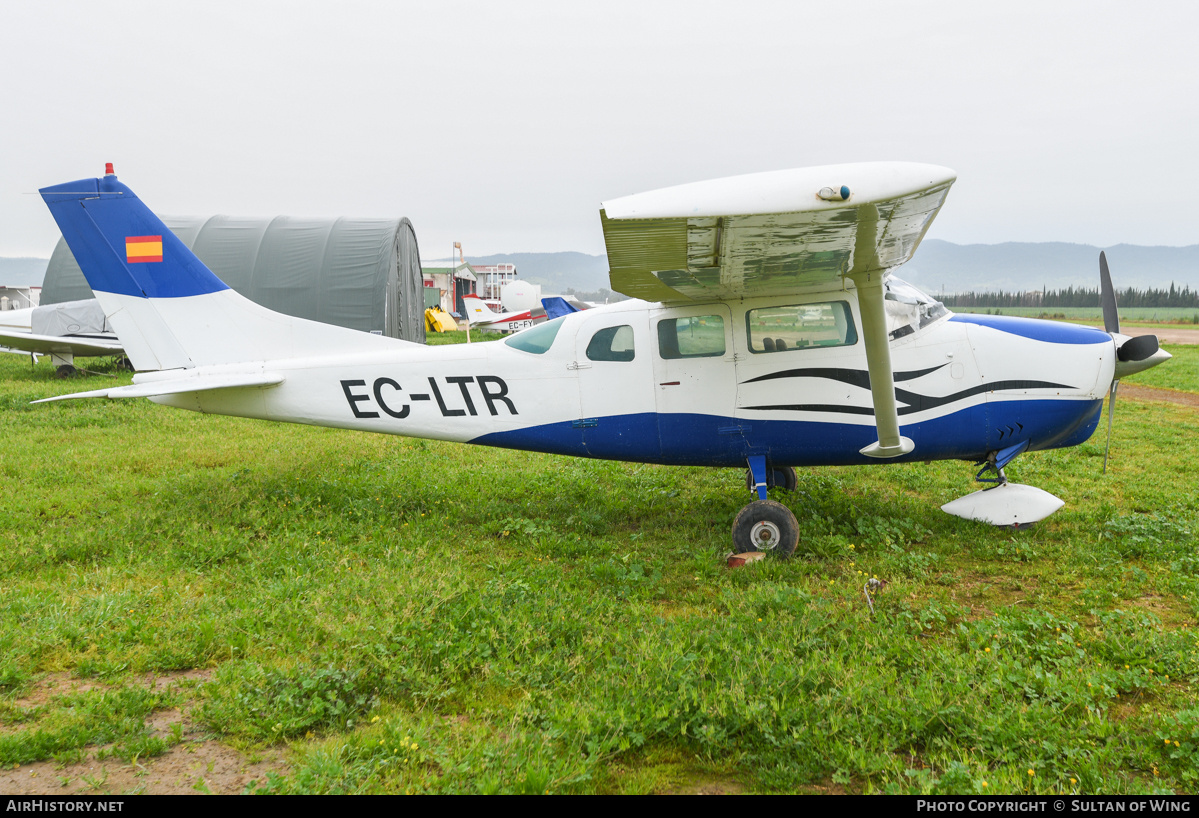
{"left": 462, "top": 294, "right": 500, "bottom": 324}
{"left": 40, "top": 169, "right": 406, "bottom": 371}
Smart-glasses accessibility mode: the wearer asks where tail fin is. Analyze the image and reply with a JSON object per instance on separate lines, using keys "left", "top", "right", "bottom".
{"left": 40, "top": 169, "right": 404, "bottom": 371}
{"left": 462, "top": 294, "right": 499, "bottom": 324}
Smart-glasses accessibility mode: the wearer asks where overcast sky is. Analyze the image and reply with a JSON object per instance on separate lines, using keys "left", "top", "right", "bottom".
{"left": 2, "top": 1, "right": 1197, "bottom": 260}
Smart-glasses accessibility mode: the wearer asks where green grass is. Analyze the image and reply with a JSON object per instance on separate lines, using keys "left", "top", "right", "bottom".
{"left": 952, "top": 306, "right": 1199, "bottom": 325}
{"left": 1124, "top": 345, "right": 1199, "bottom": 394}
{"left": 1, "top": 350, "right": 1198, "bottom": 794}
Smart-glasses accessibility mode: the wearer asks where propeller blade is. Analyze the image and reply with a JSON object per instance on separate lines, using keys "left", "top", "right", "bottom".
{"left": 1102, "top": 380, "right": 1118, "bottom": 474}
{"left": 1117, "top": 333, "right": 1160, "bottom": 362}
{"left": 1100, "top": 251, "right": 1120, "bottom": 335}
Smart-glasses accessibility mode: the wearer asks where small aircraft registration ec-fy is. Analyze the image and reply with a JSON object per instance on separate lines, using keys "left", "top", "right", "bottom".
{"left": 37, "top": 163, "right": 1170, "bottom": 555}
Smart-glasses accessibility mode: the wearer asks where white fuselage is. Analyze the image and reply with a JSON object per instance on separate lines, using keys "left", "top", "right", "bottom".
{"left": 146, "top": 291, "right": 1114, "bottom": 469}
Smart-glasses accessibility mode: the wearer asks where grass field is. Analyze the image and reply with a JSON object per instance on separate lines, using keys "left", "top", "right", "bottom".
{"left": 1, "top": 341, "right": 1198, "bottom": 795}
{"left": 1124, "top": 345, "right": 1199, "bottom": 393}
{"left": 952, "top": 306, "right": 1199, "bottom": 327}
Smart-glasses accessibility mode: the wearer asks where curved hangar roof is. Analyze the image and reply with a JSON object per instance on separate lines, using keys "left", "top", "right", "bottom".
{"left": 42, "top": 215, "right": 426, "bottom": 343}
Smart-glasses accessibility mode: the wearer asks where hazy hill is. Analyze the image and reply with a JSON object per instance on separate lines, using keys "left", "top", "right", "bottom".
{"left": 903, "top": 241, "right": 1199, "bottom": 294}
{"left": 0, "top": 257, "right": 48, "bottom": 287}
{"left": 462, "top": 242, "right": 1199, "bottom": 296}
{"left": 19, "top": 239, "right": 1199, "bottom": 299}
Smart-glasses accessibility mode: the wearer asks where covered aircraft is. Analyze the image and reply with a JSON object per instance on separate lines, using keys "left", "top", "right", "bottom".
{"left": 35, "top": 163, "right": 1169, "bottom": 555}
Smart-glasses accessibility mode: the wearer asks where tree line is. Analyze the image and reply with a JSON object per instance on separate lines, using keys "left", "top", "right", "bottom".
{"left": 940, "top": 283, "right": 1199, "bottom": 309}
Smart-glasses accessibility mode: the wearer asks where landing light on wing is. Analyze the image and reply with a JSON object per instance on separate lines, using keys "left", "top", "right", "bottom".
{"left": 817, "top": 185, "right": 851, "bottom": 201}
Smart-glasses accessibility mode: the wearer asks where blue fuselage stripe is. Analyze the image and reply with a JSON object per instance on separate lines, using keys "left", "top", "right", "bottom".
{"left": 469, "top": 399, "right": 1103, "bottom": 467}
{"left": 949, "top": 314, "right": 1110, "bottom": 344}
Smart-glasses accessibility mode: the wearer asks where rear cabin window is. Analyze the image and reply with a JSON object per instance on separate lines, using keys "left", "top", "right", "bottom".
{"left": 586, "top": 325, "right": 635, "bottom": 362}
{"left": 746, "top": 302, "right": 857, "bottom": 353}
{"left": 657, "top": 315, "right": 725, "bottom": 359}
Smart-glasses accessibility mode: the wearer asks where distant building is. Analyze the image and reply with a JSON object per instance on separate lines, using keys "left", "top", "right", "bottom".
{"left": 421, "top": 262, "right": 477, "bottom": 315}
{"left": 473, "top": 264, "right": 518, "bottom": 301}
{"left": 0, "top": 286, "right": 40, "bottom": 310}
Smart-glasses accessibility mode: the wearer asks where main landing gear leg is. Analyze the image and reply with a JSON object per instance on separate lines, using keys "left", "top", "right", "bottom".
{"left": 732, "top": 456, "right": 799, "bottom": 557}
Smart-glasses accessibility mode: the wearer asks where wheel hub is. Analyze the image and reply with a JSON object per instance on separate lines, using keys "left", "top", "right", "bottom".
{"left": 750, "top": 519, "right": 782, "bottom": 551}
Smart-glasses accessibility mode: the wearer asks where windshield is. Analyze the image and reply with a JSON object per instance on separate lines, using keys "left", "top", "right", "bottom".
{"left": 884, "top": 276, "right": 949, "bottom": 340}
{"left": 504, "top": 316, "right": 566, "bottom": 354}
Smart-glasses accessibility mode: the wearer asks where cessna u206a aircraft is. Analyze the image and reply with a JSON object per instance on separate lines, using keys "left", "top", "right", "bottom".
{"left": 37, "top": 163, "right": 1170, "bottom": 556}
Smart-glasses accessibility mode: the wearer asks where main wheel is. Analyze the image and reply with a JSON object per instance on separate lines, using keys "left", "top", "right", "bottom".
{"left": 731, "top": 499, "right": 799, "bottom": 557}
{"left": 743, "top": 465, "right": 798, "bottom": 493}
{"left": 55, "top": 364, "right": 77, "bottom": 378}
{"left": 773, "top": 466, "right": 798, "bottom": 493}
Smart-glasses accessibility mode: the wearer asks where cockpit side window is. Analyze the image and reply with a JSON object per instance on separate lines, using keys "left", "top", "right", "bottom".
{"left": 657, "top": 315, "right": 725, "bottom": 359}
{"left": 746, "top": 302, "right": 857, "bottom": 353}
{"left": 586, "top": 325, "right": 635, "bottom": 362}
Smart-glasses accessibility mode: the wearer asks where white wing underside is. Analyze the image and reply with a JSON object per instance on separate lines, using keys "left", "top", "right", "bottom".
{"left": 600, "top": 162, "right": 956, "bottom": 302}
{"left": 0, "top": 328, "right": 124, "bottom": 357}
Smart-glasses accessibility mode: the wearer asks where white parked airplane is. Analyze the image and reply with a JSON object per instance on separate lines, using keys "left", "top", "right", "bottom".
{"left": 462, "top": 294, "right": 546, "bottom": 333}
{"left": 36, "top": 163, "right": 1170, "bottom": 555}
{"left": 0, "top": 299, "right": 125, "bottom": 372}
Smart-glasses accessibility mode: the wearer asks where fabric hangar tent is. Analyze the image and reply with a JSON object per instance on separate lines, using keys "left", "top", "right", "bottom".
{"left": 41, "top": 215, "right": 426, "bottom": 343}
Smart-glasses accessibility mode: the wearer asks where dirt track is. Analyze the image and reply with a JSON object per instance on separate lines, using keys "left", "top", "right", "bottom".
{"left": 1107, "top": 326, "right": 1199, "bottom": 345}
{"left": 1120, "top": 383, "right": 1199, "bottom": 409}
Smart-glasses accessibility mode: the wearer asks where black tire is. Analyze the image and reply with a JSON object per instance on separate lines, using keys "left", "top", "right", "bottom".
{"left": 743, "top": 465, "right": 798, "bottom": 493}
{"left": 55, "top": 364, "right": 77, "bottom": 379}
{"left": 731, "top": 499, "right": 799, "bottom": 557}
{"left": 774, "top": 466, "right": 798, "bottom": 493}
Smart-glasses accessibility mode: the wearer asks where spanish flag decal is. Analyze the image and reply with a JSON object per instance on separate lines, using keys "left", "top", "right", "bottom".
{"left": 125, "top": 235, "right": 163, "bottom": 263}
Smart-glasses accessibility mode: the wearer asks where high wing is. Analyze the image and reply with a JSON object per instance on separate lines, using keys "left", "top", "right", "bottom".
{"left": 600, "top": 162, "right": 957, "bottom": 460}
{"left": 601, "top": 162, "right": 956, "bottom": 303}
{"left": 0, "top": 327, "right": 124, "bottom": 357}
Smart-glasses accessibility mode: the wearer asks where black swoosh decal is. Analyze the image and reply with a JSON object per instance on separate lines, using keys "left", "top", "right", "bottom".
{"left": 741, "top": 363, "right": 948, "bottom": 388}
{"left": 745, "top": 380, "right": 1076, "bottom": 416}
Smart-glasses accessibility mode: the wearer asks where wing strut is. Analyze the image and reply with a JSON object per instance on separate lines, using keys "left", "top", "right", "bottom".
{"left": 846, "top": 204, "right": 914, "bottom": 459}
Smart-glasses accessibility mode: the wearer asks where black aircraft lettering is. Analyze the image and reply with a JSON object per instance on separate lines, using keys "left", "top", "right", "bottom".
{"left": 341, "top": 379, "right": 380, "bottom": 419}
{"left": 446, "top": 376, "right": 478, "bottom": 416}
{"left": 372, "top": 377, "right": 410, "bottom": 419}
{"left": 341, "top": 376, "right": 517, "bottom": 419}
{"left": 477, "top": 375, "right": 517, "bottom": 416}
{"left": 428, "top": 377, "right": 466, "bottom": 417}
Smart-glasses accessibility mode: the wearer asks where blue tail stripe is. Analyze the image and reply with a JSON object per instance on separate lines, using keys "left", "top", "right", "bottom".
{"left": 40, "top": 175, "right": 230, "bottom": 299}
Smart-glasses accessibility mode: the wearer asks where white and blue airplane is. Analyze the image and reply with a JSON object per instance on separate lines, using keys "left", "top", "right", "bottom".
{"left": 36, "top": 163, "right": 1170, "bottom": 555}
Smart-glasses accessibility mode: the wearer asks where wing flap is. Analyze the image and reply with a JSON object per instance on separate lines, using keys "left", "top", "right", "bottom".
{"left": 33, "top": 372, "right": 284, "bottom": 404}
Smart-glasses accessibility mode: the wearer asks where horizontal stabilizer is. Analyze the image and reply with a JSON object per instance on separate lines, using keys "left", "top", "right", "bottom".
{"left": 34, "top": 372, "right": 284, "bottom": 404}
